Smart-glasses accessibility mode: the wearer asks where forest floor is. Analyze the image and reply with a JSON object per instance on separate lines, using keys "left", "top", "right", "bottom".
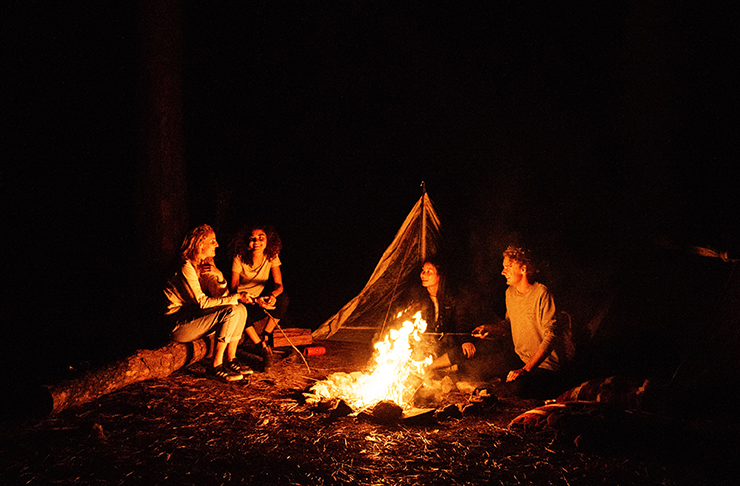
{"left": 1, "top": 340, "right": 739, "bottom": 485}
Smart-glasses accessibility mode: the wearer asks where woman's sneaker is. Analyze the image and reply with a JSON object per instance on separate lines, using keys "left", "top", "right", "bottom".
{"left": 225, "top": 359, "right": 254, "bottom": 376}
{"left": 207, "top": 364, "right": 243, "bottom": 382}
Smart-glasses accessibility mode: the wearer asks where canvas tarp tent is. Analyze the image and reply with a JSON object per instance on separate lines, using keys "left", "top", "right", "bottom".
{"left": 312, "top": 190, "right": 442, "bottom": 342}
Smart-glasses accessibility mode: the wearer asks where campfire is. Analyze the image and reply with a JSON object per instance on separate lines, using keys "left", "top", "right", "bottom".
{"left": 306, "top": 311, "right": 433, "bottom": 413}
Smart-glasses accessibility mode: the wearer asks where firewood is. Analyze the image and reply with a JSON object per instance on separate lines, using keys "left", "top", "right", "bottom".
{"left": 372, "top": 400, "right": 403, "bottom": 425}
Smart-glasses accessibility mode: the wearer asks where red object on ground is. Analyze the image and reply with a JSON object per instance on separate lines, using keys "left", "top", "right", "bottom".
{"left": 304, "top": 346, "right": 326, "bottom": 357}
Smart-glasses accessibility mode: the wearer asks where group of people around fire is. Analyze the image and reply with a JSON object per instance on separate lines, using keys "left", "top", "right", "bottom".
{"left": 163, "top": 222, "right": 575, "bottom": 399}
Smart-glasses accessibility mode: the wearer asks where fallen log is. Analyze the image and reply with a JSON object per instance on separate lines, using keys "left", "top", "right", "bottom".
{"left": 46, "top": 337, "right": 211, "bottom": 415}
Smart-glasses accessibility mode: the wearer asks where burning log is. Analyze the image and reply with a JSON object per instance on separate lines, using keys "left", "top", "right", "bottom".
{"left": 46, "top": 338, "right": 211, "bottom": 414}
{"left": 305, "top": 312, "right": 501, "bottom": 426}
{"left": 401, "top": 406, "right": 437, "bottom": 425}
{"left": 307, "top": 312, "right": 432, "bottom": 410}
{"left": 436, "top": 403, "right": 463, "bottom": 420}
{"left": 372, "top": 400, "right": 403, "bottom": 425}
{"left": 329, "top": 399, "right": 354, "bottom": 419}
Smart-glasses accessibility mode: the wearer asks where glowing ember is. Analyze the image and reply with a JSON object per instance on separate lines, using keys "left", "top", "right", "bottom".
{"left": 309, "top": 311, "right": 433, "bottom": 410}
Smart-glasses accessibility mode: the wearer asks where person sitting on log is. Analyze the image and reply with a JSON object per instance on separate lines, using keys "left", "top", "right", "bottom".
{"left": 228, "top": 223, "right": 289, "bottom": 372}
{"left": 164, "top": 224, "right": 254, "bottom": 382}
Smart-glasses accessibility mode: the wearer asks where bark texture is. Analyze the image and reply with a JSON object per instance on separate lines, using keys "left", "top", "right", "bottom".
{"left": 47, "top": 338, "right": 208, "bottom": 414}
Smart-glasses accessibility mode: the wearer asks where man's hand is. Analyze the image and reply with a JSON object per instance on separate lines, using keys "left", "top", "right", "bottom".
{"left": 506, "top": 367, "right": 528, "bottom": 382}
{"left": 462, "top": 342, "right": 476, "bottom": 358}
{"left": 472, "top": 324, "right": 495, "bottom": 338}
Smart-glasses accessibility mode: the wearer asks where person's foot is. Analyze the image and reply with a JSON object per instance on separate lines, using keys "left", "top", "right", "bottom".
{"left": 225, "top": 359, "right": 254, "bottom": 376}
{"left": 207, "top": 364, "right": 243, "bottom": 382}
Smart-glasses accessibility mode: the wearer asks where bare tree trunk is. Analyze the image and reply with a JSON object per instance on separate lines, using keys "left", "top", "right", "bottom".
{"left": 138, "top": 0, "right": 188, "bottom": 281}
{"left": 47, "top": 338, "right": 209, "bottom": 414}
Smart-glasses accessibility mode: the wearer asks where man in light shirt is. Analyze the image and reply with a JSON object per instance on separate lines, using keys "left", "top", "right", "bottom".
{"left": 473, "top": 246, "right": 574, "bottom": 398}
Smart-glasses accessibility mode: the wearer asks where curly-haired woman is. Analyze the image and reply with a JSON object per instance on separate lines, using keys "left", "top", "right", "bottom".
{"left": 229, "top": 223, "right": 289, "bottom": 371}
{"left": 164, "top": 224, "right": 254, "bottom": 382}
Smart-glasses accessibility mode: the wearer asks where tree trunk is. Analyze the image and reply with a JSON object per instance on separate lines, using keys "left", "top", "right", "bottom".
{"left": 138, "top": 0, "right": 188, "bottom": 284}
{"left": 46, "top": 337, "right": 210, "bottom": 414}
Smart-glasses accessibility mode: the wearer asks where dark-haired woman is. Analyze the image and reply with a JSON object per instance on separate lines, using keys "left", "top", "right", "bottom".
{"left": 164, "top": 224, "right": 254, "bottom": 382}
{"left": 229, "top": 224, "right": 289, "bottom": 371}
{"left": 419, "top": 257, "right": 513, "bottom": 383}
{"left": 391, "top": 258, "right": 469, "bottom": 366}
{"left": 415, "top": 259, "right": 469, "bottom": 357}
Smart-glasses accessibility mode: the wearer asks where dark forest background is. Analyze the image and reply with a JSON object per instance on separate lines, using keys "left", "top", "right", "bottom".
{"left": 3, "top": 2, "right": 738, "bottom": 388}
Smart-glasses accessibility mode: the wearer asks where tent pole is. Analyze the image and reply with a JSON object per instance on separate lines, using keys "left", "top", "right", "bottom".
{"left": 379, "top": 186, "right": 426, "bottom": 340}
{"left": 378, "top": 240, "right": 415, "bottom": 340}
{"left": 420, "top": 181, "right": 427, "bottom": 263}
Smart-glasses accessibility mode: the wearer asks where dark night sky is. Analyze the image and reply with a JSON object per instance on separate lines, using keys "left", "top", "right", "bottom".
{"left": 4, "top": 2, "right": 739, "bottom": 382}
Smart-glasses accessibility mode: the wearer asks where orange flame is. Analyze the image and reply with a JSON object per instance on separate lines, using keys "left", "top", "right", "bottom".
{"left": 309, "top": 311, "right": 432, "bottom": 410}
